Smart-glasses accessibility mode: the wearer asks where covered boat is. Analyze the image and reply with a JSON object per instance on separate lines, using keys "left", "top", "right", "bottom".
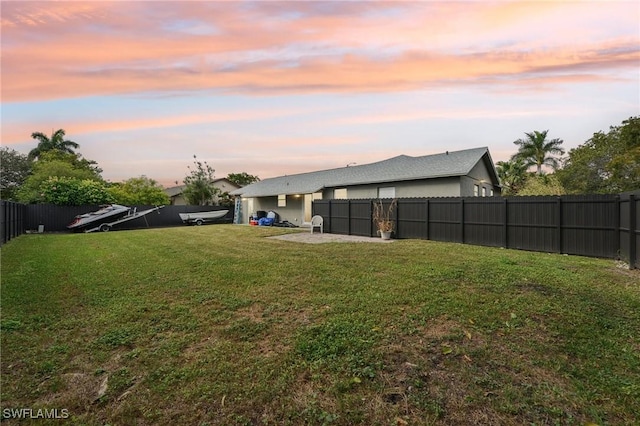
{"left": 67, "top": 204, "right": 131, "bottom": 230}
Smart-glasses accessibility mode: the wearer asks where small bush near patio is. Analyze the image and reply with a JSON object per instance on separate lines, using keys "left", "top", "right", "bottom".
{"left": 1, "top": 225, "right": 639, "bottom": 425}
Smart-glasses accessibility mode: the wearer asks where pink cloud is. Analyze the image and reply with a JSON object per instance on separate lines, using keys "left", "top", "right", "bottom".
{"left": 0, "top": 107, "right": 316, "bottom": 145}
{"left": 4, "top": 39, "right": 637, "bottom": 103}
{"left": 2, "top": 1, "right": 637, "bottom": 102}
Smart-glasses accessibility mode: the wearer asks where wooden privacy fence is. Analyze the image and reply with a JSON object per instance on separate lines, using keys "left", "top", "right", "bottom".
{"left": 313, "top": 193, "right": 639, "bottom": 269}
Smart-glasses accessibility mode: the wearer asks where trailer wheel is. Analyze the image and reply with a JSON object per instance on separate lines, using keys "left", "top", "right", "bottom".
{"left": 99, "top": 224, "right": 111, "bottom": 232}
{"left": 195, "top": 219, "right": 204, "bottom": 226}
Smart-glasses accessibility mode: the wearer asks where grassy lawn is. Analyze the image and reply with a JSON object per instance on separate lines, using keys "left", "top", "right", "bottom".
{"left": 1, "top": 225, "right": 639, "bottom": 425}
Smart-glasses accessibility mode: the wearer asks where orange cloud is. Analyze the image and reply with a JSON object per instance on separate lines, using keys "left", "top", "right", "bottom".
{"left": 4, "top": 39, "right": 638, "bottom": 103}
{"left": 1, "top": 1, "right": 637, "bottom": 103}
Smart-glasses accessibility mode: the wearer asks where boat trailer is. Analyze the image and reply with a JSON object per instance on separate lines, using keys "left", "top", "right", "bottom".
{"left": 84, "top": 205, "right": 165, "bottom": 233}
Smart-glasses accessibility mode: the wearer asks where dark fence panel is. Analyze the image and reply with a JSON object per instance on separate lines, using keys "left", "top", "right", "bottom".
{"left": 620, "top": 198, "right": 630, "bottom": 264}
{"left": 561, "top": 195, "right": 618, "bottom": 258}
{"left": 327, "top": 200, "right": 350, "bottom": 235}
{"left": 1, "top": 200, "right": 27, "bottom": 245}
{"left": 396, "top": 199, "right": 429, "bottom": 240}
{"left": 428, "top": 199, "right": 462, "bottom": 243}
{"left": 619, "top": 193, "right": 638, "bottom": 269}
{"left": 464, "top": 198, "right": 504, "bottom": 248}
{"left": 314, "top": 193, "right": 639, "bottom": 268}
{"left": 26, "top": 204, "right": 95, "bottom": 232}
{"left": 506, "top": 197, "right": 559, "bottom": 253}
{"left": 350, "top": 200, "right": 373, "bottom": 237}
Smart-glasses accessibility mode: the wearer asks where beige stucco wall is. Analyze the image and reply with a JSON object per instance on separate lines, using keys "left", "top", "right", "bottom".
{"left": 461, "top": 161, "right": 500, "bottom": 196}
{"left": 331, "top": 177, "right": 462, "bottom": 199}
{"left": 170, "top": 195, "right": 187, "bottom": 206}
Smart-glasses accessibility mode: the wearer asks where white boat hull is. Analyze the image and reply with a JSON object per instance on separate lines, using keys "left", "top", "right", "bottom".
{"left": 179, "top": 210, "right": 229, "bottom": 224}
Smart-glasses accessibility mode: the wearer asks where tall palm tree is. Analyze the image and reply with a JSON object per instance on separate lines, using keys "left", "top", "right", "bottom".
{"left": 28, "top": 129, "right": 79, "bottom": 161}
{"left": 513, "top": 130, "right": 565, "bottom": 175}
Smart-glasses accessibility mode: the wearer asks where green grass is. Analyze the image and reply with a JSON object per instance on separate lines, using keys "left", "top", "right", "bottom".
{"left": 1, "top": 225, "right": 639, "bottom": 425}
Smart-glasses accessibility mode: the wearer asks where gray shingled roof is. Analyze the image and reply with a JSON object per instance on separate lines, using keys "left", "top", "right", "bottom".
{"left": 231, "top": 147, "right": 495, "bottom": 197}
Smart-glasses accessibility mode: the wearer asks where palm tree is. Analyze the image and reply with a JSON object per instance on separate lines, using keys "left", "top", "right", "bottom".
{"left": 496, "top": 158, "right": 528, "bottom": 195}
{"left": 28, "top": 129, "right": 79, "bottom": 161}
{"left": 513, "top": 130, "right": 565, "bottom": 175}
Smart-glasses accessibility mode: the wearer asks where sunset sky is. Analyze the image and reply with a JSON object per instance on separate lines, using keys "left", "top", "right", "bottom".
{"left": 2, "top": 0, "right": 639, "bottom": 187}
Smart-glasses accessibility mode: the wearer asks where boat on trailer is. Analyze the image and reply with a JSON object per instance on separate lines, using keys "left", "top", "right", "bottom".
{"left": 67, "top": 204, "right": 130, "bottom": 231}
{"left": 179, "top": 209, "right": 229, "bottom": 226}
{"left": 68, "top": 204, "right": 165, "bottom": 232}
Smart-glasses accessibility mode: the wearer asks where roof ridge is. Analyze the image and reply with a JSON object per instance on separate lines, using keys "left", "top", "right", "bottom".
{"left": 231, "top": 146, "right": 495, "bottom": 197}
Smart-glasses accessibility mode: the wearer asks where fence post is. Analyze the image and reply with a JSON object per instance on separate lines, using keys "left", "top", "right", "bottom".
{"left": 347, "top": 200, "right": 351, "bottom": 235}
{"left": 615, "top": 195, "right": 621, "bottom": 261}
{"left": 425, "top": 199, "right": 430, "bottom": 240}
{"left": 394, "top": 199, "right": 399, "bottom": 239}
{"left": 503, "top": 197, "right": 508, "bottom": 248}
{"left": 630, "top": 195, "right": 637, "bottom": 269}
{"left": 1, "top": 201, "right": 5, "bottom": 245}
{"left": 370, "top": 200, "right": 374, "bottom": 237}
{"left": 557, "top": 197, "right": 563, "bottom": 254}
{"left": 460, "top": 198, "right": 465, "bottom": 244}
{"left": 10, "top": 202, "right": 16, "bottom": 240}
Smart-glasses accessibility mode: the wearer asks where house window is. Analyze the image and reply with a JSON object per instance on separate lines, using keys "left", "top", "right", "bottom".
{"left": 278, "top": 194, "right": 286, "bottom": 207}
{"left": 334, "top": 188, "right": 347, "bottom": 199}
{"left": 474, "top": 185, "right": 479, "bottom": 197}
{"left": 481, "top": 187, "right": 487, "bottom": 197}
{"left": 378, "top": 187, "right": 396, "bottom": 198}
{"left": 489, "top": 188, "right": 494, "bottom": 197}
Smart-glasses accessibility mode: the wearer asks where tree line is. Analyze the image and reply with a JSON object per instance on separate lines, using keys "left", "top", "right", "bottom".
{"left": 1, "top": 116, "right": 637, "bottom": 204}
{"left": 0, "top": 130, "right": 259, "bottom": 206}
{"left": 497, "top": 116, "right": 638, "bottom": 196}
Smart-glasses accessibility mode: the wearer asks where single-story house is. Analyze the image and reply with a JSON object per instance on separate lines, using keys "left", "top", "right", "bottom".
{"left": 231, "top": 147, "right": 501, "bottom": 226}
{"left": 164, "top": 178, "right": 240, "bottom": 205}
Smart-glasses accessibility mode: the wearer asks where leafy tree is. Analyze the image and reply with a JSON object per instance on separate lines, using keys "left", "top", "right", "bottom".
{"left": 108, "top": 176, "right": 170, "bottom": 205}
{"left": 36, "top": 150, "right": 103, "bottom": 175}
{"left": 226, "top": 172, "right": 260, "bottom": 187}
{"left": 39, "top": 176, "right": 113, "bottom": 205}
{"left": 517, "top": 174, "right": 566, "bottom": 196}
{"left": 182, "top": 156, "right": 221, "bottom": 205}
{"left": 0, "top": 147, "right": 31, "bottom": 200}
{"left": 513, "top": 130, "right": 565, "bottom": 175}
{"left": 558, "top": 116, "right": 640, "bottom": 193}
{"left": 217, "top": 191, "right": 235, "bottom": 207}
{"left": 28, "top": 129, "right": 80, "bottom": 161}
{"left": 496, "top": 158, "right": 528, "bottom": 195}
{"left": 16, "top": 152, "right": 104, "bottom": 203}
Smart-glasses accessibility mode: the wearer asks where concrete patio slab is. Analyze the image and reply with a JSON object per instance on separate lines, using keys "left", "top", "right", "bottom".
{"left": 268, "top": 232, "right": 394, "bottom": 244}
